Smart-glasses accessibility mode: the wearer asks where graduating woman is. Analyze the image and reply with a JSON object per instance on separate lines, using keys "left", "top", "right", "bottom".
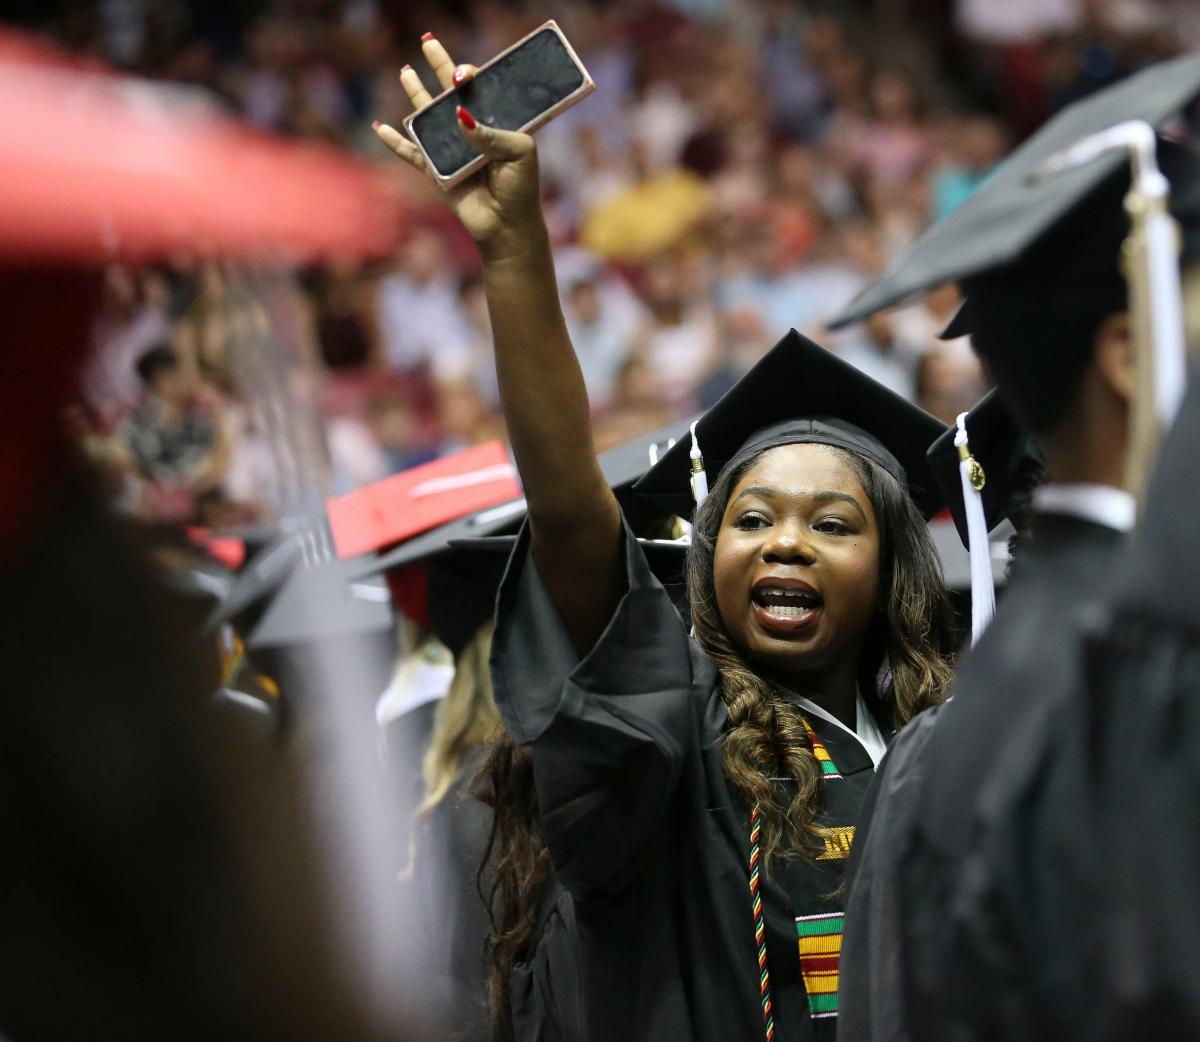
{"left": 374, "top": 35, "right": 955, "bottom": 1041}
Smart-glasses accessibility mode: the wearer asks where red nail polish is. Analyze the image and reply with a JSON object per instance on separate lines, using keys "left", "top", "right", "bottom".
{"left": 456, "top": 105, "right": 476, "bottom": 130}
{"left": 420, "top": 32, "right": 435, "bottom": 43}
{"left": 452, "top": 66, "right": 465, "bottom": 86}
{"left": 371, "top": 120, "right": 382, "bottom": 130}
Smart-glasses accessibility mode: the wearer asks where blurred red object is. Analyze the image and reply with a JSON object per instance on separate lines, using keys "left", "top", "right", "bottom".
{"left": 0, "top": 29, "right": 406, "bottom": 264}
{"left": 0, "top": 28, "right": 409, "bottom": 561}
{"left": 326, "top": 441, "right": 521, "bottom": 559}
{"left": 185, "top": 527, "right": 248, "bottom": 570}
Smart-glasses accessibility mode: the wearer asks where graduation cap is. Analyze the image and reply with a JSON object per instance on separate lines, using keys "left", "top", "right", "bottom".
{"left": 936, "top": 138, "right": 1200, "bottom": 344}
{"left": 829, "top": 51, "right": 1200, "bottom": 329}
{"left": 926, "top": 391, "right": 1043, "bottom": 644}
{"left": 348, "top": 418, "right": 695, "bottom": 585}
{"left": 350, "top": 420, "right": 696, "bottom": 652}
{"left": 327, "top": 440, "right": 522, "bottom": 560}
{"left": 206, "top": 529, "right": 306, "bottom": 634}
{"left": 241, "top": 557, "right": 397, "bottom": 705}
{"left": 247, "top": 559, "right": 393, "bottom": 651}
{"left": 926, "top": 391, "right": 1041, "bottom": 546}
{"left": 633, "top": 330, "right": 948, "bottom": 520}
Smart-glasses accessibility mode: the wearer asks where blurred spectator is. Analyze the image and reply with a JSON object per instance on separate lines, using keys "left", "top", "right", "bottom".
{"left": 436, "top": 380, "right": 505, "bottom": 456}
{"left": 835, "top": 311, "right": 927, "bottom": 401}
{"left": 580, "top": 135, "right": 712, "bottom": 262}
{"left": 119, "top": 346, "right": 228, "bottom": 522}
{"left": 375, "top": 226, "right": 473, "bottom": 379}
{"left": 843, "top": 67, "right": 932, "bottom": 186}
{"left": 697, "top": 304, "right": 776, "bottom": 410}
{"left": 83, "top": 266, "right": 173, "bottom": 428}
{"left": 630, "top": 251, "right": 719, "bottom": 408}
{"left": 929, "top": 114, "right": 1007, "bottom": 220}
{"left": 367, "top": 390, "right": 439, "bottom": 474}
{"left": 455, "top": 273, "right": 502, "bottom": 410}
{"left": 564, "top": 275, "right": 636, "bottom": 411}
{"left": 594, "top": 355, "right": 676, "bottom": 453}
{"left": 917, "top": 339, "right": 992, "bottom": 426}
{"left": 309, "top": 262, "right": 376, "bottom": 370}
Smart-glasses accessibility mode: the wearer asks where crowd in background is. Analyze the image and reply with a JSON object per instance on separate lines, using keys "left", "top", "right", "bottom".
{"left": 19, "top": 0, "right": 1200, "bottom": 526}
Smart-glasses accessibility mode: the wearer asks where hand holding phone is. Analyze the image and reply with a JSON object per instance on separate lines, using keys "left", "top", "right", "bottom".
{"left": 373, "top": 24, "right": 592, "bottom": 254}
{"left": 403, "top": 22, "right": 594, "bottom": 190}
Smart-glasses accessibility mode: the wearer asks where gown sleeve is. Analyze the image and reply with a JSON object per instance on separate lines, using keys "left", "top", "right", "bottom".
{"left": 490, "top": 519, "right": 703, "bottom": 902}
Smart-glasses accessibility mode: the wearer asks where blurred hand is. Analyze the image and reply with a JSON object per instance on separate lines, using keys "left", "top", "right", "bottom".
{"left": 373, "top": 36, "right": 542, "bottom": 261}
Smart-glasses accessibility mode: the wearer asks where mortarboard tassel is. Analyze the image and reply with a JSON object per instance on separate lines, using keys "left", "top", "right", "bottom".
{"left": 955, "top": 412, "right": 996, "bottom": 646}
{"left": 689, "top": 420, "right": 709, "bottom": 508}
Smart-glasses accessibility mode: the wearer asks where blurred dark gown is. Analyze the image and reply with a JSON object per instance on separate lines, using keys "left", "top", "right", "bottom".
{"left": 944, "top": 373, "right": 1200, "bottom": 1041}
{"left": 838, "top": 510, "right": 1126, "bottom": 1042}
{"left": 491, "top": 519, "right": 882, "bottom": 1042}
{"left": 0, "top": 467, "right": 385, "bottom": 1041}
{"left": 408, "top": 724, "right": 583, "bottom": 1042}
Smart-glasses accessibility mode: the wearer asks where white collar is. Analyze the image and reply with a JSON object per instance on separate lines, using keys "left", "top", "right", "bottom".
{"left": 795, "top": 693, "right": 889, "bottom": 768}
{"left": 1032, "top": 483, "right": 1136, "bottom": 534}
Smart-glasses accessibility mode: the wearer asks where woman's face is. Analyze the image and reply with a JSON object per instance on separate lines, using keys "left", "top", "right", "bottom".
{"left": 713, "top": 444, "right": 881, "bottom": 683}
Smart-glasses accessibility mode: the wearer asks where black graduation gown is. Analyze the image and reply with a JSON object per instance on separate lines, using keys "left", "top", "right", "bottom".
{"left": 511, "top": 882, "right": 583, "bottom": 1042}
{"left": 945, "top": 377, "right": 1200, "bottom": 1041}
{"left": 837, "top": 706, "right": 942, "bottom": 1042}
{"left": 492, "top": 521, "right": 879, "bottom": 1042}
{"left": 410, "top": 744, "right": 494, "bottom": 1042}
{"left": 836, "top": 512, "right": 1125, "bottom": 1042}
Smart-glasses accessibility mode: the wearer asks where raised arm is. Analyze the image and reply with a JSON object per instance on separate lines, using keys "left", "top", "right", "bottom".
{"left": 373, "top": 38, "right": 624, "bottom": 654}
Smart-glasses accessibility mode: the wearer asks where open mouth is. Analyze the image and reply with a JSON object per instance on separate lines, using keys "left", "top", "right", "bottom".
{"left": 750, "top": 580, "right": 823, "bottom": 632}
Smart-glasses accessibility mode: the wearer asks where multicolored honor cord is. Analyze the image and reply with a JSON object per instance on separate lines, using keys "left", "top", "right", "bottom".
{"left": 749, "top": 803, "right": 776, "bottom": 1042}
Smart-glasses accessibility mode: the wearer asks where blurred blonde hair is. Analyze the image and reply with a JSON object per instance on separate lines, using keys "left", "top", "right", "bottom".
{"left": 416, "top": 623, "right": 499, "bottom": 818}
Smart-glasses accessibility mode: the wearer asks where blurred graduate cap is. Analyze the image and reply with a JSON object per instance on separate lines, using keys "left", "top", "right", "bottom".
{"left": 633, "top": 330, "right": 947, "bottom": 520}
{"left": 926, "top": 390, "right": 1042, "bottom": 548}
{"left": 246, "top": 559, "right": 393, "bottom": 651}
{"left": 207, "top": 529, "right": 305, "bottom": 634}
{"left": 351, "top": 420, "right": 697, "bottom": 652}
{"left": 327, "top": 441, "right": 522, "bottom": 560}
{"left": 926, "top": 391, "right": 1044, "bottom": 643}
{"left": 829, "top": 52, "right": 1200, "bottom": 329}
{"left": 0, "top": 28, "right": 404, "bottom": 265}
{"left": 349, "top": 418, "right": 695, "bottom": 586}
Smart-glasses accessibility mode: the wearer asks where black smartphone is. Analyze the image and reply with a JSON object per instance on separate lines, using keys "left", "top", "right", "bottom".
{"left": 405, "top": 21, "right": 594, "bottom": 188}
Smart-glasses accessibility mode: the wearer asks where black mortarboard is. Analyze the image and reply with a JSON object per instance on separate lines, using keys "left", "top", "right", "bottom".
{"left": 247, "top": 559, "right": 393, "bottom": 651}
{"left": 926, "top": 390, "right": 1042, "bottom": 548}
{"left": 236, "top": 556, "right": 397, "bottom": 706}
{"left": 935, "top": 137, "right": 1200, "bottom": 343}
{"left": 206, "top": 529, "right": 305, "bottom": 633}
{"left": 633, "top": 330, "right": 948, "bottom": 520}
{"left": 830, "top": 52, "right": 1200, "bottom": 329}
{"left": 351, "top": 421, "right": 695, "bottom": 650}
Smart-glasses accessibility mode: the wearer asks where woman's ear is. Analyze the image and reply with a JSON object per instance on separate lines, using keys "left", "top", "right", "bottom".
{"left": 1093, "top": 311, "right": 1135, "bottom": 403}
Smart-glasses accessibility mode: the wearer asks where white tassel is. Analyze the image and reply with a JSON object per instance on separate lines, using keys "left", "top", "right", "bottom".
{"left": 955, "top": 411, "right": 996, "bottom": 646}
{"left": 688, "top": 420, "right": 708, "bottom": 508}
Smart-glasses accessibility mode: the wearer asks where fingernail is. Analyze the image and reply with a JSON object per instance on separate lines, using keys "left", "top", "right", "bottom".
{"left": 452, "top": 64, "right": 469, "bottom": 86}
{"left": 371, "top": 119, "right": 382, "bottom": 130}
{"left": 456, "top": 105, "right": 476, "bottom": 130}
{"left": 401, "top": 63, "right": 412, "bottom": 73}
{"left": 420, "top": 32, "right": 435, "bottom": 43}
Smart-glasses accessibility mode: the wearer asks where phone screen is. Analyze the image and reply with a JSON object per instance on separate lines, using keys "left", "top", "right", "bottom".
{"left": 409, "top": 27, "right": 585, "bottom": 178}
